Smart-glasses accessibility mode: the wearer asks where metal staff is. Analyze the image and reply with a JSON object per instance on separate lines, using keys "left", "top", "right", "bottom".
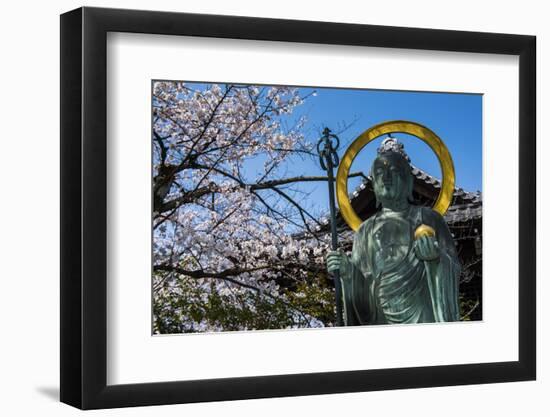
{"left": 317, "top": 127, "right": 344, "bottom": 326}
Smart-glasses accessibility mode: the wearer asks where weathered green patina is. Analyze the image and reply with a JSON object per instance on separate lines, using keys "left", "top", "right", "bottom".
{"left": 327, "top": 138, "right": 460, "bottom": 325}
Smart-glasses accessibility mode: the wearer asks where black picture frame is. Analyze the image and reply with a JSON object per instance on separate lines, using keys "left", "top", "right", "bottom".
{"left": 60, "top": 6, "right": 536, "bottom": 410}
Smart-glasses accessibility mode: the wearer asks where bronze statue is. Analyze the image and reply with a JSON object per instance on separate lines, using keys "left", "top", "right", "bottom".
{"left": 326, "top": 137, "right": 461, "bottom": 325}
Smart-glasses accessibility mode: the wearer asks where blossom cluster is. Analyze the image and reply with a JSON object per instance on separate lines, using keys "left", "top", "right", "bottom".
{"left": 152, "top": 82, "right": 333, "bottom": 332}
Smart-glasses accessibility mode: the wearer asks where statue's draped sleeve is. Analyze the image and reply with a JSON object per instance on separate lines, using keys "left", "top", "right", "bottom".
{"left": 339, "top": 221, "right": 373, "bottom": 326}
{"left": 421, "top": 208, "right": 461, "bottom": 322}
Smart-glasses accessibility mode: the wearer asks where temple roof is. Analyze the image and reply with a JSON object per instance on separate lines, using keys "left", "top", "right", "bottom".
{"left": 349, "top": 164, "right": 482, "bottom": 206}
{"left": 445, "top": 203, "right": 482, "bottom": 223}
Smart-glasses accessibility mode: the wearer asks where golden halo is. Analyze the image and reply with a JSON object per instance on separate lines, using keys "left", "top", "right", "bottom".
{"left": 336, "top": 120, "right": 455, "bottom": 231}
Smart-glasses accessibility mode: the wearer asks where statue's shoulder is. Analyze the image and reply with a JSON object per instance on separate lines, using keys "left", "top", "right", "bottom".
{"left": 417, "top": 205, "right": 451, "bottom": 233}
{"left": 352, "top": 217, "right": 373, "bottom": 242}
{"left": 414, "top": 205, "right": 442, "bottom": 220}
{"left": 358, "top": 216, "right": 374, "bottom": 233}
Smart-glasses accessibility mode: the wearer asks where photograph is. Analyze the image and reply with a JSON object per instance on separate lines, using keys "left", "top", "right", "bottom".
{"left": 151, "top": 81, "right": 483, "bottom": 334}
{"left": 0, "top": 0, "right": 542, "bottom": 414}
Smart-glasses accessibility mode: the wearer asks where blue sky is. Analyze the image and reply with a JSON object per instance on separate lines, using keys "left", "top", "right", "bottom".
{"left": 185, "top": 82, "right": 482, "bottom": 219}
{"left": 267, "top": 86, "right": 482, "bottom": 218}
{"left": 289, "top": 86, "right": 482, "bottom": 191}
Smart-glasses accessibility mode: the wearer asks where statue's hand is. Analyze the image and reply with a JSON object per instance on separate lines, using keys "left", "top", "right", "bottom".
{"left": 327, "top": 250, "right": 349, "bottom": 275}
{"left": 414, "top": 235, "right": 440, "bottom": 262}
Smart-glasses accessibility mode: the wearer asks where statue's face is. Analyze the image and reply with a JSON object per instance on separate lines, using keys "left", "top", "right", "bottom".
{"left": 372, "top": 154, "right": 411, "bottom": 205}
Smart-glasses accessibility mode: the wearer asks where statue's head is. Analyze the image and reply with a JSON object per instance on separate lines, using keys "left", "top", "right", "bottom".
{"left": 371, "top": 137, "right": 414, "bottom": 208}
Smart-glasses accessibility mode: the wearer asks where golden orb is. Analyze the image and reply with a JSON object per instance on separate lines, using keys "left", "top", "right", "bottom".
{"left": 414, "top": 224, "right": 436, "bottom": 240}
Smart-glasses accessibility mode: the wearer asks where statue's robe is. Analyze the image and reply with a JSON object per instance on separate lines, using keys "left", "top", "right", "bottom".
{"left": 340, "top": 205, "right": 460, "bottom": 325}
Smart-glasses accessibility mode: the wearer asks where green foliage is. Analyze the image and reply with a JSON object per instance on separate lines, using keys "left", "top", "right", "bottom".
{"left": 153, "top": 271, "right": 336, "bottom": 333}
{"left": 154, "top": 270, "right": 480, "bottom": 333}
{"left": 283, "top": 276, "right": 335, "bottom": 325}
{"left": 459, "top": 293, "right": 480, "bottom": 321}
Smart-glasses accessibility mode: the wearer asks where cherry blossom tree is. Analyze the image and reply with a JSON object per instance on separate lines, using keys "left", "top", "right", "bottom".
{"left": 152, "top": 81, "right": 344, "bottom": 333}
